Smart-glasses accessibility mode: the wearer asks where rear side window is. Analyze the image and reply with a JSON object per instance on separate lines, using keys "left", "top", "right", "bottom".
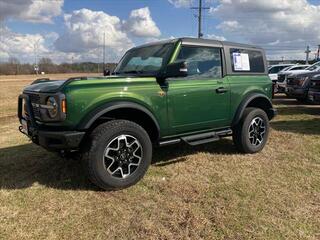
{"left": 230, "top": 48, "right": 265, "bottom": 73}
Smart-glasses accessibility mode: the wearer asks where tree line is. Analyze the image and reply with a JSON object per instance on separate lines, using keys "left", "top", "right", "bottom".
{"left": 0, "top": 57, "right": 117, "bottom": 75}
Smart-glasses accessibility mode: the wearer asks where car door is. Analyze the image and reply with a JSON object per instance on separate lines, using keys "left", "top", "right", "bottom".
{"left": 166, "top": 44, "right": 230, "bottom": 135}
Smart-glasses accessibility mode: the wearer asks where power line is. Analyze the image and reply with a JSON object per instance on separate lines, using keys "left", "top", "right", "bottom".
{"left": 191, "top": 0, "right": 209, "bottom": 38}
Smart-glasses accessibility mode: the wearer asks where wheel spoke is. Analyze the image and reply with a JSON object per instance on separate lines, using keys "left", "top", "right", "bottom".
{"left": 103, "top": 134, "right": 143, "bottom": 179}
{"left": 248, "top": 117, "right": 266, "bottom": 147}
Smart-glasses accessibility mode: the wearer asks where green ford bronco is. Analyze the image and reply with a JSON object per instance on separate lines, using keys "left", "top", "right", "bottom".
{"left": 18, "top": 38, "right": 276, "bottom": 190}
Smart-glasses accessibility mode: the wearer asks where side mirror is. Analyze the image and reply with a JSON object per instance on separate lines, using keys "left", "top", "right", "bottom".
{"left": 103, "top": 69, "right": 111, "bottom": 76}
{"left": 163, "top": 61, "right": 188, "bottom": 78}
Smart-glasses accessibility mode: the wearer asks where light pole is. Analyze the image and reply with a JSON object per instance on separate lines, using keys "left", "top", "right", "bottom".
{"left": 34, "top": 39, "right": 40, "bottom": 75}
{"left": 305, "top": 45, "right": 311, "bottom": 64}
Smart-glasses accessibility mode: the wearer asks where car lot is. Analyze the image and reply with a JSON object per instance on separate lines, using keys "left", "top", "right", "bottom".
{"left": 0, "top": 74, "right": 319, "bottom": 239}
{"left": 271, "top": 62, "right": 320, "bottom": 102}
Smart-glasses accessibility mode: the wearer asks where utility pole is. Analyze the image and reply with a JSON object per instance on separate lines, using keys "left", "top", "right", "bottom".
{"left": 317, "top": 44, "right": 320, "bottom": 61}
{"left": 103, "top": 32, "right": 106, "bottom": 71}
{"left": 281, "top": 56, "right": 284, "bottom": 62}
{"left": 33, "top": 39, "right": 40, "bottom": 75}
{"left": 71, "top": 56, "right": 74, "bottom": 73}
{"left": 191, "top": 0, "right": 209, "bottom": 38}
{"left": 305, "top": 45, "right": 311, "bottom": 64}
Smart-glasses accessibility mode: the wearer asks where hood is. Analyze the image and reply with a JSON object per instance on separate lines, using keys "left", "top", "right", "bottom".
{"left": 283, "top": 69, "right": 311, "bottom": 75}
{"left": 22, "top": 75, "right": 149, "bottom": 93}
{"left": 289, "top": 70, "right": 320, "bottom": 78}
{"left": 23, "top": 80, "right": 68, "bottom": 93}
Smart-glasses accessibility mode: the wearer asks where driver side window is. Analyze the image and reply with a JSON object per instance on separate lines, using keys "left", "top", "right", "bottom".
{"left": 175, "top": 45, "right": 222, "bottom": 79}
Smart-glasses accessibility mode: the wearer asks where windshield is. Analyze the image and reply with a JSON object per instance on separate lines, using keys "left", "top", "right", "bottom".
{"left": 281, "top": 66, "right": 291, "bottom": 72}
{"left": 268, "top": 65, "right": 292, "bottom": 74}
{"left": 114, "top": 43, "right": 174, "bottom": 76}
{"left": 306, "top": 61, "right": 320, "bottom": 71}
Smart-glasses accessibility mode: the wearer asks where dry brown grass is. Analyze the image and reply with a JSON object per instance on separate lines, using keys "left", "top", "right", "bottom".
{"left": 0, "top": 76, "right": 319, "bottom": 239}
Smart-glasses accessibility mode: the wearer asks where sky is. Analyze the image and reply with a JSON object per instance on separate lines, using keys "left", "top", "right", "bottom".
{"left": 1, "top": 0, "right": 320, "bottom": 64}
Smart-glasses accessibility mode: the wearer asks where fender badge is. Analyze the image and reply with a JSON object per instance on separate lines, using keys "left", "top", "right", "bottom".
{"left": 158, "top": 90, "right": 166, "bottom": 97}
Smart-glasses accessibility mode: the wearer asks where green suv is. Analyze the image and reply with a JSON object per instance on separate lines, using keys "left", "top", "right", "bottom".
{"left": 18, "top": 38, "right": 276, "bottom": 190}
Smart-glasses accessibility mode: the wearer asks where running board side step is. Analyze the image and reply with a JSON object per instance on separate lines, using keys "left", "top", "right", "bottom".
{"left": 158, "top": 129, "right": 232, "bottom": 147}
{"left": 181, "top": 129, "right": 232, "bottom": 146}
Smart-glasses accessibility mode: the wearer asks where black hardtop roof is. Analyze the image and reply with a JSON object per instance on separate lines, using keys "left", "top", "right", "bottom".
{"left": 135, "top": 37, "right": 263, "bottom": 50}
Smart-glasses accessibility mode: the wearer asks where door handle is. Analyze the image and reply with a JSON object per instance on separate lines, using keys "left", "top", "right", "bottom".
{"left": 216, "top": 87, "right": 228, "bottom": 94}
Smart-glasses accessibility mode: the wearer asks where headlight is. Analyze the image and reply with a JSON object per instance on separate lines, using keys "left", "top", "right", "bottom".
{"left": 46, "top": 96, "right": 58, "bottom": 118}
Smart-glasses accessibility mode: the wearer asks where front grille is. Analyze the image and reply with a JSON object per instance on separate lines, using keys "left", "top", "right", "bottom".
{"left": 28, "top": 93, "right": 41, "bottom": 104}
{"left": 286, "top": 77, "right": 297, "bottom": 86}
{"left": 310, "top": 80, "right": 320, "bottom": 89}
{"left": 278, "top": 74, "right": 286, "bottom": 82}
{"left": 26, "top": 93, "right": 41, "bottom": 119}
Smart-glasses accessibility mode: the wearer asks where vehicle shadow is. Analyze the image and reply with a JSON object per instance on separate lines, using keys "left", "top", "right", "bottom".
{"left": 0, "top": 139, "right": 237, "bottom": 191}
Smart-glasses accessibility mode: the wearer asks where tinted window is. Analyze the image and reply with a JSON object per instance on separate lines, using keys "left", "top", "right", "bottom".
{"left": 230, "top": 48, "right": 265, "bottom": 73}
{"left": 306, "top": 61, "right": 320, "bottom": 71}
{"left": 268, "top": 66, "right": 288, "bottom": 74}
{"left": 291, "top": 66, "right": 306, "bottom": 70}
{"left": 268, "top": 67, "right": 279, "bottom": 74}
{"left": 175, "top": 46, "right": 222, "bottom": 78}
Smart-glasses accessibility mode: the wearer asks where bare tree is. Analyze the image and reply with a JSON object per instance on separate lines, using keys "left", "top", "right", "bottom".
{"left": 38, "top": 57, "right": 54, "bottom": 73}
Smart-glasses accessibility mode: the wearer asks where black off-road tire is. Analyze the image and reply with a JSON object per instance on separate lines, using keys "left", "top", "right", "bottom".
{"left": 82, "top": 120, "right": 152, "bottom": 190}
{"left": 232, "top": 107, "right": 270, "bottom": 153}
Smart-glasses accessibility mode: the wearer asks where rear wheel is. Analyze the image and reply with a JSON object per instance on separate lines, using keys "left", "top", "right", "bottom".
{"left": 233, "top": 107, "right": 270, "bottom": 153}
{"left": 82, "top": 120, "right": 152, "bottom": 190}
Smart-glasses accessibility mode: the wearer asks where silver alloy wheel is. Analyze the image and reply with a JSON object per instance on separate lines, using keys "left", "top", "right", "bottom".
{"left": 248, "top": 117, "right": 266, "bottom": 146}
{"left": 103, "top": 134, "right": 143, "bottom": 179}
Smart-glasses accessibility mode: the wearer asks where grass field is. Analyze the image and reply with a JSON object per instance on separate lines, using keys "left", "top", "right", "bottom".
{"left": 0, "top": 74, "right": 319, "bottom": 239}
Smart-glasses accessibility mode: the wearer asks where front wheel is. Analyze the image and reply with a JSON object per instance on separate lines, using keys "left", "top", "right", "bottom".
{"left": 233, "top": 108, "right": 270, "bottom": 153}
{"left": 82, "top": 120, "right": 152, "bottom": 190}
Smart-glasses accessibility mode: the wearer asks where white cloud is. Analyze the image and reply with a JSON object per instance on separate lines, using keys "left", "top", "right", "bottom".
{"left": 0, "top": 0, "right": 63, "bottom": 23}
{"left": 1, "top": 6, "right": 163, "bottom": 63}
{"left": 123, "top": 7, "right": 161, "bottom": 38}
{"left": 216, "top": 21, "right": 241, "bottom": 31}
{"left": 54, "top": 8, "right": 134, "bottom": 61}
{"left": 54, "top": 7, "right": 162, "bottom": 62}
{"left": 206, "top": 34, "right": 226, "bottom": 41}
{"left": 0, "top": 25, "right": 121, "bottom": 64}
{"left": 168, "top": 0, "right": 194, "bottom": 8}
{"left": 209, "top": 0, "right": 320, "bottom": 59}
{"left": 0, "top": 26, "right": 48, "bottom": 63}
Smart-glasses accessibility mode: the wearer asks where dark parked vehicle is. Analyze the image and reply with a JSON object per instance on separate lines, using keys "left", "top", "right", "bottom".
{"left": 276, "top": 65, "right": 310, "bottom": 93}
{"left": 307, "top": 74, "right": 320, "bottom": 104}
{"left": 286, "top": 62, "right": 320, "bottom": 102}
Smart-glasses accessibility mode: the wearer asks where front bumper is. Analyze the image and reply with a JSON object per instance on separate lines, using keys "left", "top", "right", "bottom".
{"left": 18, "top": 94, "right": 85, "bottom": 151}
{"left": 286, "top": 86, "right": 307, "bottom": 98}
{"left": 308, "top": 91, "right": 320, "bottom": 104}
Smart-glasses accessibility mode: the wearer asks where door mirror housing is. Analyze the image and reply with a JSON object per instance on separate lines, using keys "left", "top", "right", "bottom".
{"left": 160, "top": 61, "right": 188, "bottom": 79}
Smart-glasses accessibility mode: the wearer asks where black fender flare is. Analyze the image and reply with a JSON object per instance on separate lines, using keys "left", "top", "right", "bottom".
{"left": 232, "top": 93, "right": 275, "bottom": 127}
{"left": 77, "top": 101, "right": 160, "bottom": 133}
